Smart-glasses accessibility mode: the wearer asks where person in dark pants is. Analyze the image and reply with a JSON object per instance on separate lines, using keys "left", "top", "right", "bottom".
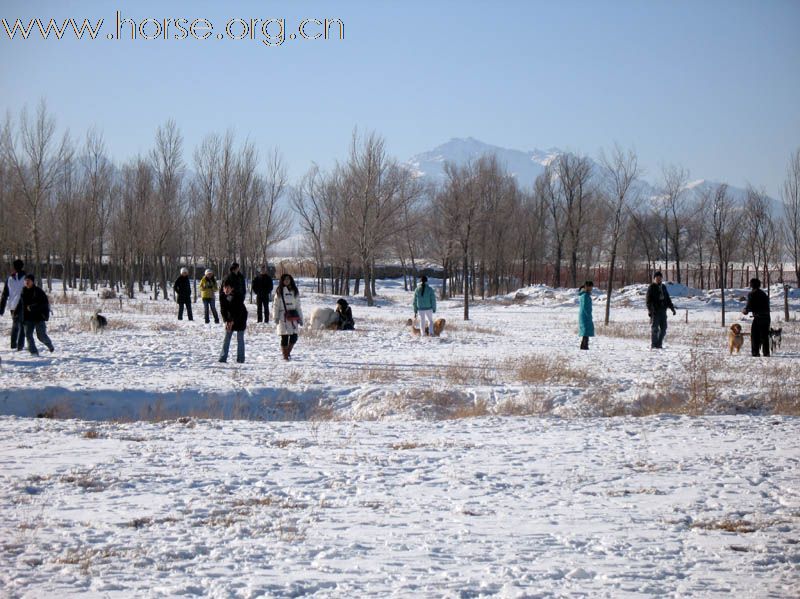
{"left": 251, "top": 265, "right": 274, "bottom": 323}
{"left": 20, "top": 274, "right": 54, "bottom": 355}
{"left": 219, "top": 281, "right": 248, "bottom": 363}
{"left": 223, "top": 262, "right": 246, "bottom": 298}
{"left": 173, "top": 267, "right": 193, "bottom": 321}
{"left": 742, "top": 278, "right": 771, "bottom": 357}
{"left": 0, "top": 259, "right": 27, "bottom": 350}
{"left": 335, "top": 298, "right": 355, "bottom": 330}
{"left": 578, "top": 281, "right": 594, "bottom": 350}
{"left": 646, "top": 271, "right": 676, "bottom": 349}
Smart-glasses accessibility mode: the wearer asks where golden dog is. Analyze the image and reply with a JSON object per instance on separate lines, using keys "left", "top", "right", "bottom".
{"left": 406, "top": 317, "right": 446, "bottom": 337}
{"left": 728, "top": 323, "right": 745, "bottom": 354}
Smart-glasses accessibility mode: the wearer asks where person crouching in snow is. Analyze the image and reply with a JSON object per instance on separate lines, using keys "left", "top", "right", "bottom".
{"left": 20, "top": 274, "right": 54, "bottom": 355}
{"left": 578, "top": 280, "right": 594, "bottom": 350}
{"left": 335, "top": 298, "right": 355, "bottom": 330}
{"left": 413, "top": 275, "right": 437, "bottom": 338}
{"left": 219, "top": 281, "right": 247, "bottom": 363}
{"left": 273, "top": 273, "right": 303, "bottom": 360}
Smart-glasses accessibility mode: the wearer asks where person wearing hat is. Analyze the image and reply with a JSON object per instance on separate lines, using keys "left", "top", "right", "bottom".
{"left": 173, "top": 267, "right": 193, "bottom": 321}
{"left": 0, "top": 259, "right": 27, "bottom": 350}
{"left": 199, "top": 268, "right": 220, "bottom": 324}
{"left": 20, "top": 273, "right": 54, "bottom": 355}
{"left": 413, "top": 275, "right": 437, "bottom": 338}
{"left": 251, "top": 264, "right": 274, "bottom": 323}
{"left": 578, "top": 281, "right": 595, "bottom": 350}
{"left": 646, "top": 271, "right": 676, "bottom": 349}
{"left": 742, "top": 278, "right": 771, "bottom": 357}
{"left": 223, "top": 262, "right": 246, "bottom": 298}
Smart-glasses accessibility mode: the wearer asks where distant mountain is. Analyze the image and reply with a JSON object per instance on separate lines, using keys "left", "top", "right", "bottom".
{"left": 405, "top": 137, "right": 781, "bottom": 214}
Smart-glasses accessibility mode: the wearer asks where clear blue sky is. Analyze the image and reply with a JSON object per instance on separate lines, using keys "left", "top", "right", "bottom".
{"left": 1, "top": 0, "right": 798, "bottom": 196}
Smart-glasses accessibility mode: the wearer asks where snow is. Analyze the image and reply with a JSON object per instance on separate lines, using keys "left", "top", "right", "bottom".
{"left": 1, "top": 278, "right": 799, "bottom": 595}
{"left": 1, "top": 416, "right": 797, "bottom": 596}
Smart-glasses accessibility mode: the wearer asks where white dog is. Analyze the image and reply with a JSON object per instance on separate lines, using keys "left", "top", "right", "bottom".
{"left": 309, "top": 307, "right": 339, "bottom": 331}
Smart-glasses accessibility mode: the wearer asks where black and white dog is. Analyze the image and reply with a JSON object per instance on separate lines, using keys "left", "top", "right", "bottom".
{"left": 769, "top": 327, "right": 782, "bottom": 353}
{"left": 89, "top": 310, "right": 108, "bottom": 333}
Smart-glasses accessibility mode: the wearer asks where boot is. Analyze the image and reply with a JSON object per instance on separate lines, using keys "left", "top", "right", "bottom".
{"left": 281, "top": 345, "right": 290, "bottom": 361}
{"left": 287, "top": 342, "right": 296, "bottom": 359}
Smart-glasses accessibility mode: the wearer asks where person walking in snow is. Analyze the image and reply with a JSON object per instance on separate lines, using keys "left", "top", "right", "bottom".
{"left": 252, "top": 264, "right": 274, "bottom": 323}
{"left": 20, "top": 274, "right": 54, "bottom": 356}
{"left": 219, "top": 280, "right": 247, "bottom": 363}
{"left": 199, "top": 269, "right": 220, "bottom": 324}
{"left": 578, "top": 280, "right": 594, "bottom": 350}
{"left": 413, "top": 275, "right": 437, "bottom": 338}
{"left": 173, "top": 267, "right": 193, "bottom": 321}
{"left": 742, "top": 277, "right": 771, "bottom": 357}
{"left": 273, "top": 273, "right": 303, "bottom": 360}
{"left": 0, "top": 259, "right": 27, "bottom": 351}
{"left": 646, "top": 271, "right": 676, "bottom": 349}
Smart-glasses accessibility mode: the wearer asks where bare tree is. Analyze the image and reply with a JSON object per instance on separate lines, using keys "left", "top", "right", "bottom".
{"left": 782, "top": 148, "right": 800, "bottom": 286}
{"left": 708, "top": 184, "right": 737, "bottom": 325}
{"left": 599, "top": 145, "right": 640, "bottom": 324}
{"left": 660, "top": 165, "right": 690, "bottom": 283}
{"left": 2, "top": 100, "right": 69, "bottom": 277}
{"left": 556, "top": 153, "right": 594, "bottom": 288}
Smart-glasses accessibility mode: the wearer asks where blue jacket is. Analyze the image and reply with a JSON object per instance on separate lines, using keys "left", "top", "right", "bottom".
{"left": 413, "top": 283, "right": 437, "bottom": 313}
{"left": 578, "top": 290, "right": 594, "bottom": 337}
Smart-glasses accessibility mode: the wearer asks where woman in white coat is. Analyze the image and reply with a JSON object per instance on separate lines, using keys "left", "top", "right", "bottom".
{"left": 272, "top": 273, "right": 303, "bottom": 360}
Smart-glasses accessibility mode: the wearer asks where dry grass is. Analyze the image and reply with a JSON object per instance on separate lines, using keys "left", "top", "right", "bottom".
{"left": 494, "top": 391, "right": 553, "bottom": 416}
{"left": 689, "top": 518, "right": 789, "bottom": 533}
{"left": 82, "top": 429, "right": 102, "bottom": 439}
{"left": 390, "top": 441, "right": 428, "bottom": 450}
{"left": 514, "top": 355, "right": 594, "bottom": 385}
{"left": 443, "top": 360, "right": 495, "bottom": 385}
{"left": 446, "top": 320, "right": 500, "bottom": 335}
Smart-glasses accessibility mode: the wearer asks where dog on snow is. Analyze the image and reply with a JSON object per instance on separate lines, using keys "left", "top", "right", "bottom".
{"left": 406, "top": 317, "right": 446, "bottom": 337}
{"left": 89, "top": 310, "right": 108, "bottom": 333}
{"left": 728, "top": 323, "right": 745, "bottom": 354}
{"left": 769, "top": 327, "right": 782, "bottom": 353}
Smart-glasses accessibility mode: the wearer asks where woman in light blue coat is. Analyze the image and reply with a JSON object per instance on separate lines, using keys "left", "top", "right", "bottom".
{"left": 578, "top": 280, "right": 595, "bottom": 350}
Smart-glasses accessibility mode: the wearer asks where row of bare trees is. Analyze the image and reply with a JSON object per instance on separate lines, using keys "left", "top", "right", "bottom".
{"left": 1, "top": 102, "right": 799, "bottom": 322}
{"left": 1, "top": 101, "right": 289, "bottom": 299}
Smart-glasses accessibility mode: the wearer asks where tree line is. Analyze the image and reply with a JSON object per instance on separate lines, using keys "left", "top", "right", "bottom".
{"left": 1, "top": 101, "right": 799, "bottom": 323}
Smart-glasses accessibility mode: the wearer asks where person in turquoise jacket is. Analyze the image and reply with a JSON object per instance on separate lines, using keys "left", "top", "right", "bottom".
{"left": 578, "top": 280, "right": 595, "bottom": 350}
{"left": 413, "top": 275, "right": 437, "bottom": 337}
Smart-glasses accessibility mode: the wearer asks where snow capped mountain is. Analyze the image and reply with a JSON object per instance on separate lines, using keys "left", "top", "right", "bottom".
{"left": 406, "top": 137, "right": 780, "bottom": 213}
{"left": 406, "top": 137, "right": 560, "bottom": 188}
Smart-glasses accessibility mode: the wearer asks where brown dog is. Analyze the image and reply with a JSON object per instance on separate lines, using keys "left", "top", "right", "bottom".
{"left": 728, "top": 323, "right": 745, "bottom": 354}
{"left": 406, "top": 317, "right": 446, "bottom": 337}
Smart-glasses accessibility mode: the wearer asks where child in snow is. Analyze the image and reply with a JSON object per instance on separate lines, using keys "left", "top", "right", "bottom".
{"left": 578, "top": 280, "right": 594, "bottom": 350}
{"left": 219, "top": 281, "right": 247, "bottom": 363}
{"left": 199, "top": 269, "right": 220, "bottom": 324}
{"left": 273, "top": 273, "right": 303, "bottom": 360}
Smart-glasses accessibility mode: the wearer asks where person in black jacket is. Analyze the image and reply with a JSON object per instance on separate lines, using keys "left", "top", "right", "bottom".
{"left": 173, "top": 267, "right": 193, "bottom": 321}
{"left": 645, "top": 271, "right": 676, "bottom": 349}
{"left": 223, "top": 262, "right": 247, "bottom": 298}
{"left": 251, "top": 265, "right": 274, "bottom": 323}
{"left": 20, "top": 274, "right": 54, "bottom": 355}
{"left": 742, "top": 278, "right": 771, "bottom": 357}
{"left": 219, "top": 281, "right": 248, "bottom": 363}
{"left": 335, "top": 298, "right": 355, "bottom": 330}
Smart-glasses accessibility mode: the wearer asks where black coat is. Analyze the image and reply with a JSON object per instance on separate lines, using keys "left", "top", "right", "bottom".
{"left": 336, "top": 305, "right": 354, "bottom": 330}
{"left": 744, "top": 288, "right": 770, "bottom": 318}
{"left": 173, "top": 275, "right": 192, "bottom": 301}
{"left": 220, "top": 289, "right": 248, "bottom": 331}
{"left": 252, "top": 274, "right": 274, "bottom": 297}
{"left": 223, "top": 271, "right": 246, "bottom": 298}
{"left": 646, "top": 282, "right": 675, "bottom": 314}
{"left": 20, "top": 285, "right": 50, "bottom": 322}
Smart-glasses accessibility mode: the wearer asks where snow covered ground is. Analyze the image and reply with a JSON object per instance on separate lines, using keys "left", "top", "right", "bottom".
{"left": 1, "top": 415, "right": 798, "bottom": 597}
{"left": 0, "top": 279, "right": 798, "bottom": 420}
{"left": 1, "top": 279, "right": 799, "bottom": 596}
